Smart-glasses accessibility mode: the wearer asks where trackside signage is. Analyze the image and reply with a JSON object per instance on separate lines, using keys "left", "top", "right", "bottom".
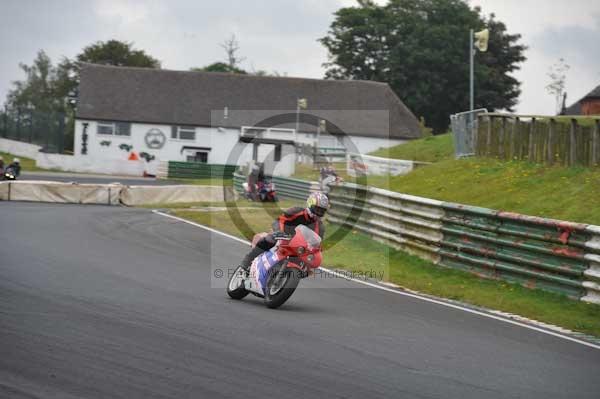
{"left": 346, "top": 153, "right": 418, "bottom": 177}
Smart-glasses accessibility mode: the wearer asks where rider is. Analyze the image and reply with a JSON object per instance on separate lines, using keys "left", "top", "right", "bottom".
{"left": 319, "top": 162, "right": 339, "bottom": 194}
{"left": 247, "top": 161, "right": 261, "bottom": 199}
{"left": 7, "top": 158, "right": 21, "bottom": 177}
{"left": 0, "top": 156, "right": 4, "bottom": 172}
{"left": 240, "top": 191, "right": 330, "bottom": 271}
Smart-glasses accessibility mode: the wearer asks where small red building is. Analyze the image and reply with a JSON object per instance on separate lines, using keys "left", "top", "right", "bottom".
{"left": 562, "top": 84, "right": 600, "bottom": 115}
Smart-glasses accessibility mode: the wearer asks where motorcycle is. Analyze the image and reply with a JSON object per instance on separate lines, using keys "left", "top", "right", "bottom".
{"left": 227, "top": 225, "right": 322, "bottom": 309}
{"left": 320, "top": 174, "right": 343, "bottom": 198}
{"left": 242, "top": 180, "right": 278, "bottom": 202}
{"left": 3, "top": 165, "right": 17, "bottom": 180}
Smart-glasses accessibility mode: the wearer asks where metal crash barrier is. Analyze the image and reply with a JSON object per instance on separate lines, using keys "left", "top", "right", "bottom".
{"left": 328, "top": 182, "right": 600, "bottom": 304}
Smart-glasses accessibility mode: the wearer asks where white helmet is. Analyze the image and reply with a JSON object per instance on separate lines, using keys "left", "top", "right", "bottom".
{"left": 13, "top": 158, "right": 20, "bottom": 164}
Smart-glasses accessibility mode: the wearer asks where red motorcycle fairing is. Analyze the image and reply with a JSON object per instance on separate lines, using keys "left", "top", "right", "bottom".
{"left": 276, "top": 225, "right": 322, "bottom": 271}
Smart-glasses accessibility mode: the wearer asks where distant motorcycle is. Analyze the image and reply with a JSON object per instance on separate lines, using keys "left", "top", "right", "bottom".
{"left": 227, "top": 225, "right": 323, "bottom": 309}
{"left": 320, "top": 175, "right": 343, "bottom": 197}
{"left": 3, "top": 165, "right": 17, "bottom": 180}
{"left": 242, "top": 180, "right": 278, "bottom": 202}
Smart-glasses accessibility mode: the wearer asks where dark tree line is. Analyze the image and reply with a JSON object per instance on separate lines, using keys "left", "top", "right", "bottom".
{"left": 319, "top": 0, "right": 526, "bottom": 133}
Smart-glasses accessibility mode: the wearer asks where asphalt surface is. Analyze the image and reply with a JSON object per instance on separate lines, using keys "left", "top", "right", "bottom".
{"left": 19, "top": 171, "right": 177, "bottom": 185}
{"left": 1, "top": 202, "right": 599, "bottom": 399}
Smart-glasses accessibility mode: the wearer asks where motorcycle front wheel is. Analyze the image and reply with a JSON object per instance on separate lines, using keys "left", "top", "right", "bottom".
{"left": 264, "top": 263, "right": 301, "bottom": 309}
{"left": 227, "top": 266, "right": 249, "bottom": 300}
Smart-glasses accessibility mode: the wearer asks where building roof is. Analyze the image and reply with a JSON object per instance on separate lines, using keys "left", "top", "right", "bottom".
{"left": 561, "top": 84, "right": 600, "bottom": 115}
{"left": 585, "top": 84, "right": 600, "bottom": 99}
{"left": 76, "top": 63, "right": 421, "bottom": 139}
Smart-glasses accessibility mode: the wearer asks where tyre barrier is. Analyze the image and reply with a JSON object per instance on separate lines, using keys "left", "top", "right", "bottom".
{"left": 0, "top": 181, "right": 233, "bottom": 206}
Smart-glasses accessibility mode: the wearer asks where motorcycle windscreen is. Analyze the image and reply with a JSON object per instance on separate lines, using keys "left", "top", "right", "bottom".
{"left": 294, "top": 225, "right": 321, "bottom": 250}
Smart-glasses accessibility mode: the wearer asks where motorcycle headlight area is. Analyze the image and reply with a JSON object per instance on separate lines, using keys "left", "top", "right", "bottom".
{"left": 306, "top": 254, "right": 315, "bottom": 263}
{"left": 297, "top": 246, "right": 305, "bottom": 255}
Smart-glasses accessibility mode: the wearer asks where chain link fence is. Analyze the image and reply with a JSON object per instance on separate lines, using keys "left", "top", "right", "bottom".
{"left": 450, "top": 108, "right": 488, "bottom": 158}
{"left": 0, "top": 108, "right": 68, "bottom": 153}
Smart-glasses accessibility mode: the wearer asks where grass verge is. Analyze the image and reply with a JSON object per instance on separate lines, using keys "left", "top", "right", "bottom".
{"left": 369, "top": 133, "right": 454, "bottom": 162}
{"left": 165, "top": 178, "right": 233, "bottom": 186}
{"left": 296, "top": 133, "right": 600, "bottom": 225}
{"left": 291, "top": 162, "right": 352, "bottom": 182}
{"left": 170, "top": 205, "right": 600, "bottom": 337}
{"left": 364, "top": 157, "right": 600, "bottom": 225}
{"left": 0, "top": 151, "right": 46, "bottom": 172}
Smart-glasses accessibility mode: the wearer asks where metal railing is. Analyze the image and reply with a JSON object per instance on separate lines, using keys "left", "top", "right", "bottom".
{"left": 327, "top": 182, "right": 600, "bottom": 303}
{"left": 449, "top": 108, "right": 488, "bottom": 158}
{"left": 167, "top": 162, "right": 237, "bottom": 180}
{"left": 0, "top": 108, "right": 67, "bottom": 153}
{"left": 233, "top": 172, "right": 319, "bottom": 200}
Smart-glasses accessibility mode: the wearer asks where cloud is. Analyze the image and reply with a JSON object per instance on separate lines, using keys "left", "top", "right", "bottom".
{"left": 536, "top": 16, "right": 600, "bottom": 71}
{"left": 1, "top": 0, "right": 598, "bottom": 116}
{"left": 0, "top": 0, "right": 342, "bottom": 104}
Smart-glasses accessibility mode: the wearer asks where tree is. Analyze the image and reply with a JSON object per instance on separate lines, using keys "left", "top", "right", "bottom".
{"left": 4, "top": 40, "right": 160, "bottom": 151}
{"left": 221, "top": 34, "right": 246, "bottom": 71}
{"left": 76, "top": 40, "right": 160, "bottom": 68}
{"left": 192, "top": 34, "right": 252, "bottom": 74}
{"left": 545, "top": 58, "right": 569, "bottom": 115}
{"left": 320, "top": 0, "right": 527, "bottom": 133}
{"left": 6, "top": 40, "right": 160, "bottom": 111}
{"left": 191, "top": 62, "right": 247, "bottom": 74}
{"left": 6, "top": 50, "right": 58, "bottom": 113}
{"left": 3, "top": 50, "right": 74, "bottom": 150}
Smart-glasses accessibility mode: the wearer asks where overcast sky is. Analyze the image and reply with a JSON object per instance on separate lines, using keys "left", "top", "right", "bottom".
{"left": 1, "top": 0, "right": 598, "bottom": 116}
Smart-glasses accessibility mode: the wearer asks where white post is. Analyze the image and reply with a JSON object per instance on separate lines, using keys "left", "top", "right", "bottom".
{"left": 470, "top": 29, "right": 474, "bottom": 112}
{"left": 295, "top": 101, "right": 300, "bottom": 143}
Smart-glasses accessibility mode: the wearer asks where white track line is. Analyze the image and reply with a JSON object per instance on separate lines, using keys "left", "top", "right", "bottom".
{"left": 152, "top": 209, "right": 600, "bottom": 350}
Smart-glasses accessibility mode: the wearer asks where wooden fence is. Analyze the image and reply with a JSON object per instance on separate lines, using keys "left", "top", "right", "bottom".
{"left": 476, "top": 113, "right": 600, "bottom": 167}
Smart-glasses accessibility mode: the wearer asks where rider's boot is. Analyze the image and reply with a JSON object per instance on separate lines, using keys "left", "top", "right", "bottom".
{"left": 240, "top": 246, "right": 265, "bottom": 271}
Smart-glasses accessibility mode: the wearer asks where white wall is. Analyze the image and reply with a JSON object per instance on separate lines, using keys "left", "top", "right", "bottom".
{"left": 71, "top": 119, "right": 407, "bottom": 176}
{"left": 37, "top": 153, "right": 146, "bottom": 176}
{"left": 254, "top": 129, "right": 406, "bottom": 154}
{"left": 0, "top": 137, "right": 41, "bottom": 159}
{"left": 262, "top": 144, "right": 296, "bottom": 177}
{"left": 74, "top": 120, "right": 258, "bottom": 171}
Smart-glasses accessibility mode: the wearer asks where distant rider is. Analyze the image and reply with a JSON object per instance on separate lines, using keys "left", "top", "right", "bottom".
{"left": 7, "top": 158, "right": 21, "bottom": 177}
{"left": 240, "top": 191, "right": 329, "bottom": 271}
{"left": 0, "top": 156, "right": 4, "bottom": 173}
{"left": 319, "top": 163, "right": 341, "bottom": 196}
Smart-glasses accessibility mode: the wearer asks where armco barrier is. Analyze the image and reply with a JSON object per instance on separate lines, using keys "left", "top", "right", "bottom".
{"left": 0, "top": 181, "right": 232, "bottom": 206}
{"left": 120, "top": 185, "right": 233, "bottom": 205}
{"left": 167, "top": 162, "right": 237, "bottom": 180}
{"left": 233, "top": 172, "right": 319, "bottom": 200}
{"left": 0, "top": 181, "right": 121, "bottom": 205}
{"left": 327, "top": 182, "right": 600, "bottom": 303}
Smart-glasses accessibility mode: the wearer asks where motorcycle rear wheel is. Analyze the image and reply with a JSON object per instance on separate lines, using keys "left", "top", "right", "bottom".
{"left": 227, "top": 266, "right": 249, "bottom": 300}
{"left": 264, "top": 263, "right": 301, "bottom": 309}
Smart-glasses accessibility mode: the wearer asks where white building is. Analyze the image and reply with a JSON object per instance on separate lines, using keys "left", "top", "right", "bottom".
{"left": 73, "top": 63, "right": 421, "bottom": 176}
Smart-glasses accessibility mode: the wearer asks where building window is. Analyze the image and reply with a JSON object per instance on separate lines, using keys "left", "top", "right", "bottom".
{"left": 171, "top": 125, "right": 196, "bottom": 141}
{"left": 186, "top": 151, "right": 208, "bottom": 163}
{"left": 97, "top": 121, "right": 131, "bottom": 137}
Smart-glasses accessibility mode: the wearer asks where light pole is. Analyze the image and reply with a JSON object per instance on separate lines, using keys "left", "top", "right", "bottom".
{"left": 469, "top": 28, "right": 489, "bottom": 112}
{"left": 470, "top": 29, "right": 474, "bottom": 112}
{"left": 295, "top": 98, "right": 307, "bottom": 143}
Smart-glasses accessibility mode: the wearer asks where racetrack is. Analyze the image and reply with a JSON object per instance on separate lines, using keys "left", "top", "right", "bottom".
{"left": 1, "top": 202, "right": 599, "bottom": 398}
